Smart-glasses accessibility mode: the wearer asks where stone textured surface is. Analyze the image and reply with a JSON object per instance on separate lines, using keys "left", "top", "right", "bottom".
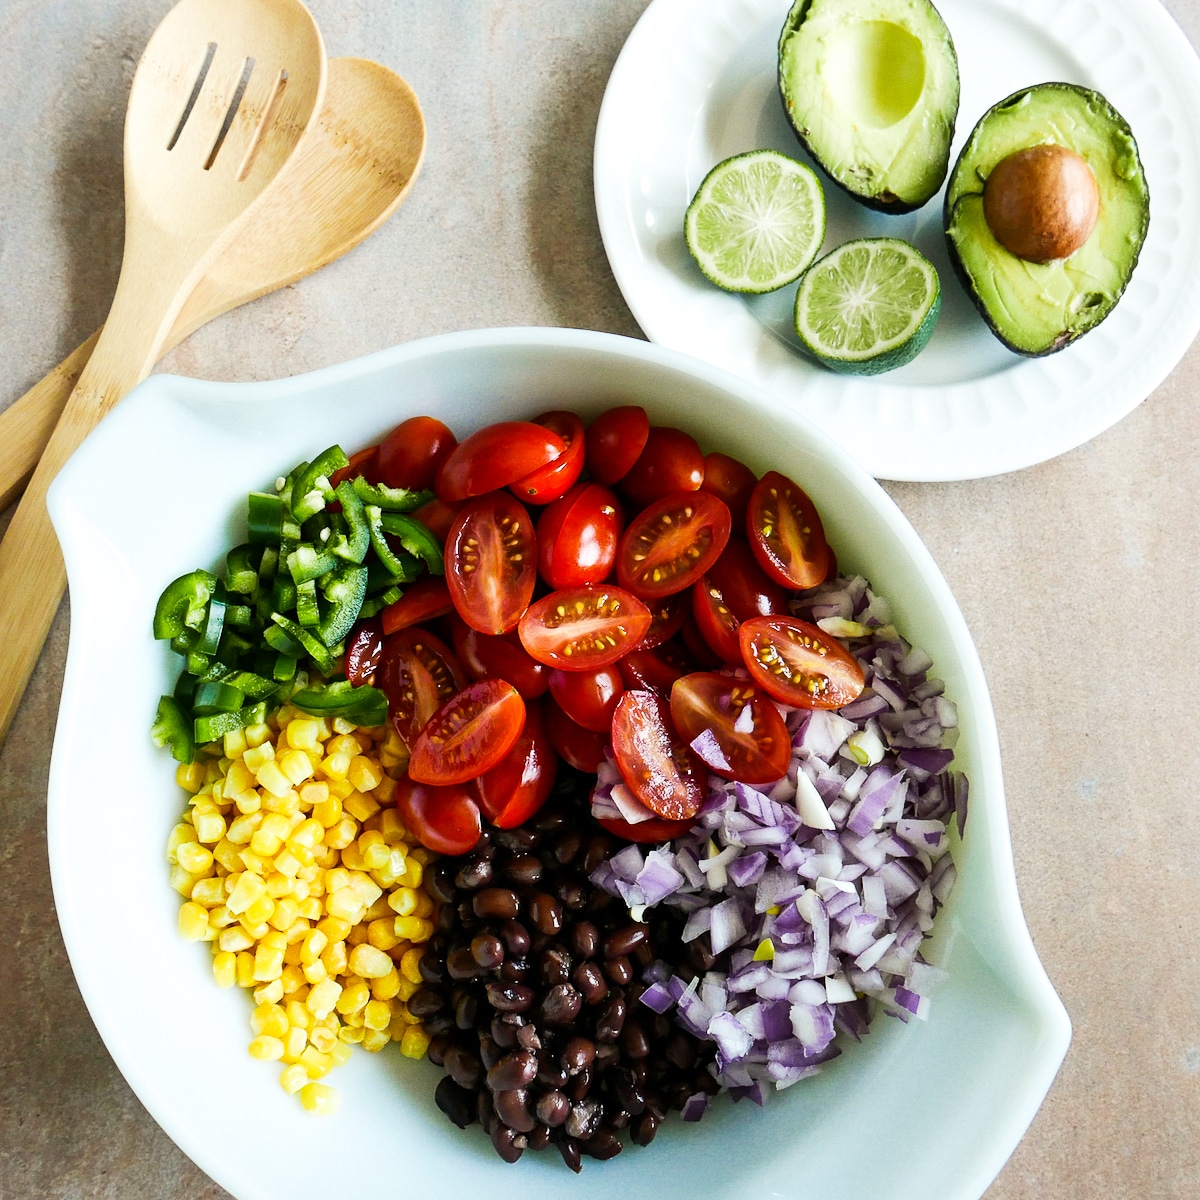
{"left": 1, "top": 1, "right": 1197, "bottom": 1196}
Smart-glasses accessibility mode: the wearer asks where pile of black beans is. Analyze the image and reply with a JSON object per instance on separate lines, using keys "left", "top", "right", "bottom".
{"left": 411, "top": 777, "right": 718, "bottom": 1170}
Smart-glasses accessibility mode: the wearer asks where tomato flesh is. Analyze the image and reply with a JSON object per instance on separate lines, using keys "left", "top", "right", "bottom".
{"left": 476, "top": 701, "right": 557, "bottom": 828}
{"left": 378, "top": 627, "right": 466, "bottom": 744}
{"left": 518, "top": 585, "right": 651, "bottom": 671}
{"left": 395, "top": 776, "right": 482, "bottom": 856}
{"left": 446, "top": 491, "right": 537, "bottom": 635}
{"left": 436, "top": 421, "right": 566, "bottom": 502}
{"left": 738, "top": 615, "right": 864, "bottom": 709}
{"left": 548, "top": 665, "right": 624, "bottom": 733}
{"left": 381, "top": 577, "right": 453, "bottom": 636}
{"left": 584, "top": 405, "right": 649, "bottom": 485}
{"left": 617, "top": 491, "right": 731, "bottom": 600}
{"left": 450, "top": 617, "right": 550, "bottom": 699}
{"left": 536, "top": 482, "right": 622, "bottom": 589}
{"left": 377, "top": 416, "right": 457, "bottom": 491}
{"left": 511, "top": 411, "right": 586, "bottom": 505}
{"left": 669, "top": 671, "right": 791, "bottom": 785}
{"left": 747, "top": 470, "right": 830, "bottom": 589}
{"left": 343, "top": 618, "right": 384, "bottom": 686}
{"left": 408, "top": 679, "right": 526, "bottom": 786}
{"left": 610, "top": 690, "right": 704, "bottom": 821}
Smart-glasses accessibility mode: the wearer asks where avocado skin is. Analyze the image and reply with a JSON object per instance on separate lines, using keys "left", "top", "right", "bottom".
{"left": 778, "top": 0, "right": 960, "bottom": 214}
{"left": 943, "top": 83, "right": 1150, "bottom": 357}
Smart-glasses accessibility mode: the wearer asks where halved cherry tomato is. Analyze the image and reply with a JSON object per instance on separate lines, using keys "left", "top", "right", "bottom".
{"left": 597, "top": 815, "right": 695, "bottom": 845}
{"left": 617, "top": 491, "right": 731, "bottom": 600}
{"left": 584, "top": 405, "right": 649, "bottom": 485}
{"left": 330, "top": 445, "right": 379, "bottom": 490}
{"left": 511, "top": 411, "right": 586, "bottom": 505}
{"left": 343, "top": 618, "right": 384, "bottom": 685}
{"left": 536, "top": 482, "right": 622, "bottom": 589}
{"left": 617, "top": 647, "right": 685, "bottom": 698}
{"left": 445, "top": 491, "right": 537, "bottom": 635}
{"left": 450, "top": 616, "right": 550, "bottom": 699}
{"left": 476, "top": 701, "right": 557, "bottom": 828}
{"left": 639, "top": 593, "right": 686, "bottom": 649}
{"left": 518, "top": 584, "right": 652, "bottom": 671}
{"left": 701, "top": 452, "right": 757, "bottom": 528}
{"left": 738, "top": 615, "right": 864, "bottom": 709}
{"left": 376, "top": 416, "right": 458, "bottom": 491}
{"left": 436, "top": 421, "right": 565, "bottom": 502}
{"left": 381, "top": 577, "right": 454, "bottom": 636}
{"left": 548, "top": 665, "right": 624, "bottom": 733}
{"left": 746, "top": 470, "right": 830, "bottom": 589}
{"left": 669, "top": 671, "right": 791, "bottom": 785}
{"left": 408, "top": 679, "right": 526, "bottom": 785}
{"left": 545, "top": 697, "right": 608, "bottom": 772}
{"left": 691, "top": 576, "right": 743, "bottom": 665}
{"left": 610, "top": 690, "right": 704, "bottom": 821}
{"left": 618, "top": 426, "right": 705, "bottom": 508}
{"left": 410, "top": 497, "right": 464, "bottom": 544}
{"left": 678, "top": 605, "right": 724, "bottom": 669}
{"left": 707, "top": 538, "right": 788, "bottom": 620}
{"left": 378, "top": 627, "right": 466, "bottom": 744}
{"left": 395, "top": 776, "right": 482, "bottom": 855}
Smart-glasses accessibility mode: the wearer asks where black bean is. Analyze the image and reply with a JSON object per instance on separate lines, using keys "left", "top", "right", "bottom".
{"left": 557, "top": 1137, "right": 582, "bottom": 1174}
{"left": 595, "top": 995, "right": 627, "bottom": 1042}
{"left": 631, "top": 1111, "right": 660, "bottom": 1146}
{"left": 515, "top": 1023, "right": 541, "bottom": 1051}
{"left": 572, "top": 961, "right": 608, "bottom": 1006}
{"left": 490, "top": 1123, "right": 524, "bottom": 1163}
{"left": 537, "top": 1056, "right": 570, "bottom": 1089}
{"left": 582, "top": 1127, "right": 623, "bottom": 1160}
{"left": 581, "top": 834, "right": 615, "bottom": 874}
{"left": 553, "top": 830, "right": 583, "bottom": 865}
{"left": 423, "top": 1010, "right": 454, "bottom": 1036}
{"left": 478, "top": 1034, "right": 503, "bottom": 1070}
{"left": 665, "top": 1032, "right": 697, "bottom": 1070}
{"left": 499, "top": 919, "right": 531, "bottom": 957}
{"left": 593, "top": 1041, "right": 621, "bottom": 1073}
{"left": 557, "top": 879, "right": 587, "bottom": 909}
{"left": 494, "top": 1088, "right": 537, "bottom": 1133}
{"left": 426, "top": 1032, "right": 452, "bottom": 1067}
{"left": 609, "top": 1108, "right": 631, "bottom": 1130}
{"left": 529, "top": 893, "right": 564, "bottom": 935}
{"left": 603, "top": 922, "right": 649, "bottom": 959}
{"left": 604, "top": 955, "right": 633, "bottom": 985}
{"left": 535, "top": 1089, "right": 571, "bottom": 1127}
{"left": 491, "top": 1014, "right": 519, "bottom": 1049}
{"left": 444, "top": 1044, "right": 484, "bottom": 1090}
{"left": 434, "top": 904, "right": 457, "bottom": 935}
{"left": 486, "top": 1048, "right": 539, "bottom": 1092}
{"left": 527, "top": 1123, "right": 552, "bottom": 1152}
{"left": 503, "top": 854, "right": 543, "bottom": 886}
{"left": 477, "top": 1089, "right": 497, "bottom": 1133}
{"left": 454, "top": 990, "right": 480, "bottom": 1030}
{"left": 565, "top": 1096, "right": 603, "bottom": 1140}
{"left": 485, "top": 982, "right": 533, "bottom": 1013}
{"left": 540, "top": 983, "right": 582, "bottom": 1026}
{"left": 538, "top": 945, "right": 572, "bottom": 986}
{"left": 561, "top": 1035, "right": 595, "bottom": 1075}
{"left": 446, "top": 947, "right": 482, "bottom": 981}
{"left": 613, "top": 1070, "right": 647, "bottom": 1115}
{"left": 498, "top": 957, "right": 530, "bottom": 983}
{"left": 407, "top": 986, "right": 446, "bottom": 1017}
{"left": 565, "top": 1067, "right": 591, "bottom": 1102}
{"left": 568, "top": 920, "right": 599, "bottom": 959}
{"left": 473, "top": 887, "right": 520, "bottom": 920}
{"left": 470, "top": 933, "right": 505, "bottom": 970}
{"left": 495, "top": 826, "right": 538, "bottom": 852}
{"left": 532, "top": 806, "right": 569, "bottom": 835}
{"left": 434, "top": 1076, "right": 478, "bottom": 1129}
{"left": 455, "top": 857, "right": 493, "bottom": 890}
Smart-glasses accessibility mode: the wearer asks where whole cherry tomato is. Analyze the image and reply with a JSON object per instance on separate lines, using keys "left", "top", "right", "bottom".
{"left": 436, "top": 421, "right": 565, "bottom": 502}
{"left": 617, "top": 491, "right": 731, "bottom": 599}
{"left": 690, "top": 576, "right": 743, "bottom": 665}
{"left": 381, "top": 577, "right": 454, "bottom": 636}
{"left": 330, "top": 445, "right": 380, "bottom": 489}
{"left": 376, "top": 416, "right": 458, "bottom": 491}
{"left": 518, "top": 584, "right": 652, "bottom": 671}
{"left": 738, "top": 615, "right": 864, "bottom": 709}
{"left": 746, "top": 470, "right": 830, "bottom": 589}
{"left": 700, "top": 452, "right": 757, "bottom": 528}
{"left": 707, "top": 538, "right": 788, "bottom": 620}
{"left": 547, "top": 665, "right": 624, "bottom": 733}
{"left": 395, "top": 776, "right": 482, "bottom": 856}
{"left": 610, "top": 690, "right": 704, "bottom": 821}
{"left": 476, "top": 701, "right": 557, "bottom": 828}
{"left": 536, "top": 482, "right": 622, "bottom": 589}
{"left": 378, "top": 627, "right": 466, "bottom": 744}
{"left": 408, "top": 679, "right": 527, "bottom": 786}
{"left": 409, "top": 497, "right": 464, "bottom": 544}
{"left": 511, "top": 411, "right": 586, "bottom": 505}
{"left": 617, "top": 647, "right": 686, "bottom": 698}
{"left": 450, "top": 616, "right": 550, "bottom": 699}
{"left": 544, "top": 696, "right": 609, "bottom": 772}
{"left": 584, "top": 405, "right": 649, "bottom": 485}
{"left": 445, "top": 491, "right": 537, "bottom": 635}
{"left": 343, "top": 618, "right": 384, "bottom": 686}
{"left": 669, "top": 671, "right": 791, "bottom": 785}
{"left": 618, "top": 426, "right": 705, "bottom": 508}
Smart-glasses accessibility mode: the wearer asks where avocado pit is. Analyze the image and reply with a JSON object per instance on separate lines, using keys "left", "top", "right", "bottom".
{"left": 982, "top": 143, "right": 1100, "bottom": 263}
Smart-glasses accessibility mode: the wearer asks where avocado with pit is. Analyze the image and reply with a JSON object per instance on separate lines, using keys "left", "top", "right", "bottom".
{"left": 777, "top": 0, "right": 960, "bottom": 213}
{"left": 944, "top": 82, "right": 1150, "bottom": 357}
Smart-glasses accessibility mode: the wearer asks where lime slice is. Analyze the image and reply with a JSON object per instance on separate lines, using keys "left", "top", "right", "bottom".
{"left": 793, "top": 238, "right": 941, "bottom": 375}
{"left": 685, "top": 150, "right": 826, "bottom": 294}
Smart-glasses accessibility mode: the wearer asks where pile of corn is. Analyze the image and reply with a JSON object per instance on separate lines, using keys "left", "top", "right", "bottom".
{"left": 166, "top": 703, "right": 435, "bottom": 1113}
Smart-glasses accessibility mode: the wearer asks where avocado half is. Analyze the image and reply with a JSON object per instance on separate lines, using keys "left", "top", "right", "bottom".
{"left": 777, "top": 0, "right": 960, "bottom": 214}
{"left": 944, "top": 83, "right": 1150, "bottom": 357}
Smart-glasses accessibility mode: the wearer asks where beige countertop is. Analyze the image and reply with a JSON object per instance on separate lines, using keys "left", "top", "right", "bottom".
{"left": 1, "top": 1, "right": 1197, "bottom": 1195}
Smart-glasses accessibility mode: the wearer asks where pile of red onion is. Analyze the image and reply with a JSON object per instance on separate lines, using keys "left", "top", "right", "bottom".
{"left": 589, "top": 574, "right": 967, "bottom": 1108}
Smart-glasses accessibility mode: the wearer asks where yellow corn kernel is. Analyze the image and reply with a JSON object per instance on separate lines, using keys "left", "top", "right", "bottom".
{"left": 362, "top": 999, "right": 392, "bottom": 1032}
{"left": 339, "top": 841, "right": 365, "bottom": 872}
{"left": 212, "top": 838, "right": 242, "bottom": 873}
{"left": 249, "top": 1035, "right": 284, "bottom": 1061}
{"left": 277, "top": 748, "right": 315, "bottom": 788}
{"left": 400, "top": 1025, "right": 432, "bottom": 1060}
{"left": 342, "top": 1008, "right": 365, "bottom": 1029}
{"left": 236, "top": 950, "right": 257, "bottom": 989}
{"left": 177, "top": 902, "right": 210, "bottom": 941}
{"left": 222, "top": 727, "right": 248, "bottom": 760}
{"left": 192, "top": 811, "right": 227, "bottom": 845}
{"left": 302, "top": 959, "right": 328, "bottom": 985}
{"left": 309, "top": 1024, "right": 339, "bottom": 1055}
{"left": 284, "top": 841, "right": 315, "bottom": 870}
{"left": 346, "top": 924, "right": 369, "bottom": 949}
{"left": 316, "top": 915, "right": 352, "bottom": 943}
{"left": 175, "top": 761, "right": 207, "bottom": 793}
{"left": 233, "top": 789, "right": 262, "bottom": 815}
{"left": 311, "top": 794, "right": 342, "bottom": 830}
{"left": 361, "top": 1028, "right": 391, "bottom": 1053}
{"left": 377, "top": 809, "right": 405, "bottom": 844}
{"left": 329, "top": 1040, "right": 353, "bottom": 1067}
{"left": 395, "top": 975, "right": 420, "bottom": 1002}
{"left": 326, "top": 889, "right": 364, "bottom": 925}
{"left": 370, "top": 968, "right": 402, "bottom": 1001}
{"left": 348, "top": 872, "right": 383, "bottom": 907}
{"left": 398, "top": 858, "right": 423, "bottom": 889}
{"left": 243, "top": 720, "right": 271, "bottom": 749}
{"left": 347, "top": 943, "right": 393, "bottom": 980}
{"left": 212, "top": 951, "right": 237, "bottom": 988}
{"left": 335, "top": 979, "right": 371, "bottom": 1015}
{"left": 287, "top": 718, "right": 322, "bottom": 752}
{"left": 343, "top": 791, "right": 380, "bottom": 823}
{"left": 239, "top": 849, "right": 271, "bottom": 878}
{"left": 347, "top": 755, "right": 384, "bottom": 794}
{"left": 253, "top": 942, "right": 285, "bottom": 983}
{"left": 251, "top": 1003, "right": 290, "bottom": 1038}
{"left": 320, "top": 749, "right": 353, "bottom": 782}
{"left": 399, "top": 947, "right": 425, "bottom": 985}
{"left": 243, "top": 741, "right": 275, "bottom": 772}
{"left": 327, "top": 778, "right": 355, "bottom": 802}
{"left": 297, "top": 897, "right": 322, "bottom": 922}
{"left": 393, "top": 916, "right": 433, "bottom": 943}
{"left": 299, "top": 1045, "right": 332, "bottom": 1079}
{"left": 280, "top": 964, "right": 306, "bottom": 995}
{"left": 226, "top": 871, "right": 267, "bottom": 915}
{"left": 279, "top": 1062, "right": 309, "bottom": 1094}
{"left": 253, "top": 979, "right": 285, "bottom": 1006}
{"left": 388, "top": 886, "right": 418, "bottom": 917}
{"left": 286, "top": 998, "right": 313, "bottom": 1029}
{"left": 298, "top": 928, "right": 326, "bottom": 965}
{"left": 244, "top": 893, "right": 276, "bottom": 926}
{"left": 367, "top": 918, "right": 401, "bottom": 953}
{"left": 226, "top": 812, "right": 263, "bottom": 846}
{"left": 254, "top": 759, "right": 292, "bottom": 799}
{"left": 284, "top": 940, "right": 305, "bottom": 967}
{"left": 338, "top": 1024, "right": 365, "bottom": 1044}
{"left": 307, "top": 978, "right": 343, "bottom": 1019}
{"left": 191, "top": 876, "right": 226, "bottom": 908}
{"left": 320, "top": 940, "right": 348, "bottom": 977}
{"left": 219, "top": 926, "right": 255, "bottom": 954}
{"left": 168, "top": 865, "right": 199, "bottom": 897}
{"left": 299, "top": 1082, "right": 340, "bottom": 1114}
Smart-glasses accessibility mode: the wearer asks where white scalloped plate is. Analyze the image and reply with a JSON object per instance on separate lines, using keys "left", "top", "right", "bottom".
{"left": 594, "top": 0, "right": 1200, "bottom": 481}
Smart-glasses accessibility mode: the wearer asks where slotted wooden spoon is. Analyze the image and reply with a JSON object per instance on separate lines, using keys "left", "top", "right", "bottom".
{"left": 0, "top": 56, "right": 425, "bottom": 512}
{"left": 0, "top": 0, "right": 327, "bottom": 745}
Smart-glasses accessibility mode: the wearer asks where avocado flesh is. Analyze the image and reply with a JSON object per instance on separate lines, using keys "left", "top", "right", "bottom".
{"left": 944, "top": 83, "right": 1150, "bottom": 356}
{"left": 778, "top": 0, "right": 960, "bottom": 213}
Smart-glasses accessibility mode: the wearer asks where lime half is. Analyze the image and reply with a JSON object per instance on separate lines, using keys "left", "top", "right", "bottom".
{"left": 794, "top": 237, "right": 941, "bottom": 375}
{"left": 685, "top": 150, "right": 826, "bottom": 294}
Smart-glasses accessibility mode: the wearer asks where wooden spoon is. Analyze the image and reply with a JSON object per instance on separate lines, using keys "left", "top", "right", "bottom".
{"left": 0, "top": 56, "right": 424, "bottom": 512}
{"left": 0, "top": 0, "right": 327, "bottom": 745}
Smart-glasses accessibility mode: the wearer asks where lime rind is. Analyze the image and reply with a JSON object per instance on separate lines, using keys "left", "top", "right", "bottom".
{"left": 793, "top": 237, "right": 941, "bottom": 375}
{"left": 685, "top": 150, "right": 827, "bottom": 294}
